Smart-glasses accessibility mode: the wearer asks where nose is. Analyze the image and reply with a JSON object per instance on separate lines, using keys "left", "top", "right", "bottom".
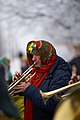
{"left": 32, "top": 55, "right": 36, "bottom": 61}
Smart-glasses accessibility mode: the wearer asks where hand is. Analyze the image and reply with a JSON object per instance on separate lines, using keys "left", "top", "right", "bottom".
{"left": 13, "top": 82, "right": 31, "bottom": 93}
{"left": 12, "top": 71, "right": 22, "bottom": 82}
{"left": 68, "top": 75, "right": 80, "bottom": 84}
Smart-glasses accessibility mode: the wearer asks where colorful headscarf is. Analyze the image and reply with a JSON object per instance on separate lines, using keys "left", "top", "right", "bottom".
{"left": 26, "top": 40, "right": 56, "bottom": 66}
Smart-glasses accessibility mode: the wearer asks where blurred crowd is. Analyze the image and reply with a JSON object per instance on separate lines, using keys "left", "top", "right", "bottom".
{"left": 0, "top": 53, "right": 29, "bottom": 86}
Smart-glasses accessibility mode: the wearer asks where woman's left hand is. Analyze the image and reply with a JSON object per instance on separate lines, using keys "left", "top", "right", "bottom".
{"left": 13, "top": 82, "right": 31, "bottom": 93}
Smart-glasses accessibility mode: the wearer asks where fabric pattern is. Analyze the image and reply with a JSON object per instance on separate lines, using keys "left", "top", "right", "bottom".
{"left": 26, "top": 40, "right": 56, "bottom": 65}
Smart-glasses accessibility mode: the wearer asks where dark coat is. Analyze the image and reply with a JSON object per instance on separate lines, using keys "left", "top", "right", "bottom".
{"left": 23, "top": 56, "right": 72, "bottom": 120}
{"left": 0, "top": 62, "right": 18, "bottom": 118}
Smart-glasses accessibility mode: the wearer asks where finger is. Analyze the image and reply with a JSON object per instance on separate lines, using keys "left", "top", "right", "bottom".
{"left": 77, "top": 75, "right": 80, "bottom": 81}
{"left": 71, "top": 75, "right": 76, "bottom": 80}
{"left": 13, "top": 74, "right": 19, "bottom": 81}
{"left": 15, "top": 71, "right": 21, "bottom": 78}
{"left": 19, "top": 70, "right": 22, "bottom": 75}
{"left": 74, "top": 78, "right": 78, "bottom": 83}
{"left": 72, "top": 77, "right": 78, "bottom": 83}
{"left": 70, "top": 76, "right": 78, "bottom": 83}
{"left": 14, "top": 89, "right": 23, "bottom": 93}
{"left": 19, "top": 82, "right": 25, "bottom": 85}
{"left": 73, "top": 75, "right": 80, "bottom": 82}
{"left": 13, "top": 85, "right": 24, "bottom": 90}
{"left": 12, "top": 76, "right": 16, "bottom": 81}
{"left": 14, "top": 86, "right": 26, "bottom": 93}
{"left": 68, "top": 80, "right": 74, "bottom": 84}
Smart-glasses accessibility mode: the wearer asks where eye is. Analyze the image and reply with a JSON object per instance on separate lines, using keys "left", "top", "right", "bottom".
{"left": 27, "top": 53, "right": 33, "bottom": 59}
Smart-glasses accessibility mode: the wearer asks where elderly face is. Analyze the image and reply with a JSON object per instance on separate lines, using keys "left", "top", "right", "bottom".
{"left": 32, "top": 54, "right": 41, "bottom": 67}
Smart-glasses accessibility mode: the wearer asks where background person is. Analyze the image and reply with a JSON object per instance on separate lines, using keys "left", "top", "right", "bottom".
{"left": 0, "top": 57, "right": 12, "bottom": 85}
{"left": 0, "top": 62, "right": 18, "bottom": 119}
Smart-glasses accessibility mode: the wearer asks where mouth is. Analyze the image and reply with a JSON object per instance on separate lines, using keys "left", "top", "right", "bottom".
{"left": 35, "top": 62, "right": 38, "bottom": 65}
{"left": 33, "top": 61, "right": 37, "bottom": 66}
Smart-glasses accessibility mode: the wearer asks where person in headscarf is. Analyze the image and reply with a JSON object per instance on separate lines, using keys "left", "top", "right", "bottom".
{"left": 0, "top": 62, "right": 18, "bottom": 119}
{"left": 13, "top": 40, "right": 72, "bottom": 120}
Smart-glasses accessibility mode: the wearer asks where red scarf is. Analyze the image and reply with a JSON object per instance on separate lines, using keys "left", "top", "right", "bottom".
{"left": 24, "top": 56, "right": 56, "bottom": 120}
